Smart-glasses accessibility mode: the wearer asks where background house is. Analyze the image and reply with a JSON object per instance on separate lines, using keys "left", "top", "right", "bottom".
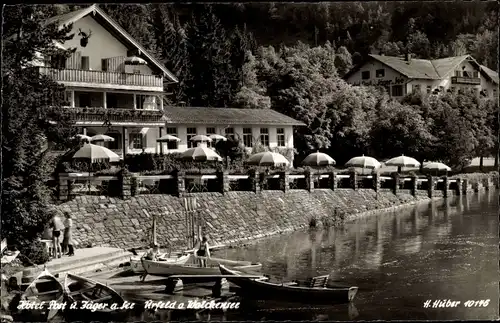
{"left": 161, "top": 107, "right": 305, "bottom": 156}
{"left": 344, "top": 54, "right": 498, "bottom": 99}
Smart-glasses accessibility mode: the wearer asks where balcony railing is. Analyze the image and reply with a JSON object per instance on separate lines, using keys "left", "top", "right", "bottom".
{"left": 39, "top": 67, "right": 163, "bottom": 88}
{"left": 46, "top": 106, "right": 165, "bottom": 123}
{"left": 451, "top": 76, "right": 481, "bottom": 85}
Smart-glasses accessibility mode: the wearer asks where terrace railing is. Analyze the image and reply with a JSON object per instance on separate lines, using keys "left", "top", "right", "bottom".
{"left": 45, "top": 106, "right": 165, "bottom": 124}
{"left": 39, "top": 67, "right": 163, "bottom": 88}
{"left": 53, "top": 170, "right": 493, "bottom": 201}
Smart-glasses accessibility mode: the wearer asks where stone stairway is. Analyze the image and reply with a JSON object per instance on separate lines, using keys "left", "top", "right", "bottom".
{"left": 20, "top": 247, "right": 133, "bottom": 284}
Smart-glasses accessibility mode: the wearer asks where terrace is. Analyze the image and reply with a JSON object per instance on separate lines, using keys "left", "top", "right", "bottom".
{"left": 46, "top": 106, "right": 166, "bottom": 125}
{"left": 39, "top": 67, "right": 164, "bottom": 90}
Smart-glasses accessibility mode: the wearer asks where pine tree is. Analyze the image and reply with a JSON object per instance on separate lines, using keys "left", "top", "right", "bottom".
{"left": 184, "top": 5, "right": 233, "bottom": 107}
{"left": 2, "top": 5, "right": 76, "bottom": 257}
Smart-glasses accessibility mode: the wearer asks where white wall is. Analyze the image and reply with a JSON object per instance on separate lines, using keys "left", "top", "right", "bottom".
{"left": 161, "top": 124, "right": 296, "bottom": 154}
{"left": 346, "top": 60, "right": 408, "bottom": 96}
{"left": 63, "top": 16, "right": 153, "bottom": 75}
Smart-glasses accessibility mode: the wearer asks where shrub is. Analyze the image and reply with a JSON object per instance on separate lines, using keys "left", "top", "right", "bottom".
{"left": 18, "top": 240, "right": 50, "bottom": 266}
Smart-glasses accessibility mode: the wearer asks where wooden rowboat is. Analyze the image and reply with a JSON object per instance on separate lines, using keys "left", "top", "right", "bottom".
{"left": 63, "top": 273, "right": 124, "bottom": 316}
{"left": 141, "top": 257, "right": 262, "bottom": 278}
{"left": 130, "top": 254, "right": 191, "bottom": 274}
{"left": 219, "top": 265, "right": 358, "bottom": 304}
{"left": 19, "top": 269, "right": 64, "bottom": 322}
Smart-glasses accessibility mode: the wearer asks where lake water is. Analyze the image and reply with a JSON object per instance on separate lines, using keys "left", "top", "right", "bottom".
{"left": 127, "top": 190, "right": 499, "bottom": 321}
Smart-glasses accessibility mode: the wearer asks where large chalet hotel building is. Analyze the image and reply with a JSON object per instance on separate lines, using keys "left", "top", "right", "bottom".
{"left": 344, "top": 53, "right": 498, "bottom": 99}
{"left": 39, "top": 4, "right": 304, "bottom": 159}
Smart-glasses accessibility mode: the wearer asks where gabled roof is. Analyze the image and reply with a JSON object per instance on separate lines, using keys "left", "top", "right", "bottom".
{"left": 430, "top": 55, "right": 472, "bottom": 78}
{"left": 163, "top": 107, "right": 306, "bottom": 126}
{"left": 480, "top": 65, "right": 499, "bottom": 85}
{"left": 368, "top": 54, "right": 440, "bottom": 79}
{"left": 45, "top": 4, "right": 178, "bottom": 84}
{"left": 345, "top": 54, "right": 497, "bottom": 83}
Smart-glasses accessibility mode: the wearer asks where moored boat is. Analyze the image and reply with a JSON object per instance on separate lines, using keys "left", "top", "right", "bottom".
{"left": 18, "top": 269, "right": 64, "bottom": 322}
{"left": 63, "top": 272, "right": 124, "bottom": 318}
{"left": 130, "top": 253, "right": 191, "bottom": 274}
{"left": 141, "top": 257, "right": 262, "bottom": 278}
{"left": 219, "top": 265, "right": 358, "bottom": 304}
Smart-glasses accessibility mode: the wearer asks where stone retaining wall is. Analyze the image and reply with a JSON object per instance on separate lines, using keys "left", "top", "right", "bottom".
{"left": 55, "top": 175, "right": 497, "bottom": 250}
{"left": 55, "top": 189, "right": 425, "bottom": 250}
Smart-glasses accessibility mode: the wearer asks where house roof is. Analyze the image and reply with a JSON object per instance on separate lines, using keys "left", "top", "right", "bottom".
{"left": 162, "top": 107, "right": 306, "bottom": 126}
{"left": 368, "top": 54, "right": 441, "bottom": 79}
{"left": 480, "top": 65, "right": 499, "bottom": 85}
{"left": 45, "top": 4, "right": 178, "bottom": 84}
{"left": 429, "top": 55, "right": 474, "bottom": 78}
{"left": 345, "top": 54, "right": 497, "bottom": 83}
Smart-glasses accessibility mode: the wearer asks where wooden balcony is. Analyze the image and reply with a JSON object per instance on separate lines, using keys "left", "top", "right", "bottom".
{"left": 451, "top": 76, "right": 481, "bottom": 85}
{"left": 39, "top": 67, "right": 163, "bottom": 88}
{"left": 46, "top": 106, "right": 166, "bottom": 124}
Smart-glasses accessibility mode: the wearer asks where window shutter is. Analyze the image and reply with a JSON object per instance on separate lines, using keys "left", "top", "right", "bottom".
{"left": 74, "top": 51, "right": 82, "bottom": 69}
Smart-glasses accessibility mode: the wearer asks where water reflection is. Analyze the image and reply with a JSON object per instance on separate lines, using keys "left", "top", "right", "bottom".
{"left": 214, "top": 190, "right": 499, "bottom": 321}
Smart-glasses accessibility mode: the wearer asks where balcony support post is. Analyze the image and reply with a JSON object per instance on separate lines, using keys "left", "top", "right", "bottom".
{"left": 133, "top": 94, "right": 137, "bottom": 110}
{"left": 159, "top": 95, "right": 164, "bottom": 111}
{"left": 159, "top": 127, "right": 163, "bottom": 154}
{"left": 70, "top": 90, "right": 75, "bottom": 108}
{"left": 83, "top": 127, "right": 87, "bottom": 136}
{"left": 103, "top": 91, "right": 107, "bottom": 109}
{"left": 122, "top": 127, "right": 129, "bottom": 158}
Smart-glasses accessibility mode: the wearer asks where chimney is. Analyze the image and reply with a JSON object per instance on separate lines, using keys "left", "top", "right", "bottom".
{"left": 405, "top": 52, "right": 412, "bottom": 62}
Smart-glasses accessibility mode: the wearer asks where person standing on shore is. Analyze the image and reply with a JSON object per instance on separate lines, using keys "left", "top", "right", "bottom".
{"left": 62, "top": 212, "right": 75, "bottom": 256}
{"left": 50, "top": 213, "right": 64, "bottom": 259}
{"left": 196, "top": 236, "right": 210, "bottom": 267}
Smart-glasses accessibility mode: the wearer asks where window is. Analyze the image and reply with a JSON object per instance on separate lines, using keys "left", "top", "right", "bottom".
{"left": 243, "top": 128, "right": 253, "bottom": 147}
{"left": 277, "top": 128, "right": 285, "bottom": 147}
{"left": 129, "top": 133, "right": 143, "bottom": 150}
{"left": 187, "top": 127, "right": 197, "bottom": 148}
{"left": 51, "top": 55, "right": 66, "bottom": 69}
{"left": 426, "top": 86, "right": 432, "bottom": 94}
{"left": 225, "top": 127, "right": 235, "bottom": 140}
{"left": 361, "top": 71, "right": 370, "bottom": 80}
{"left": 136, "top": 95, "right": 146, "bottom": 110}
{"left": 81, "top": 56, "right": 90, "bottom": 70}
{"left": 64, "top": 91, "right": 72, "bottom": 106}
{"left": 101, "top": 59, "right": 108, "bottom": 72}
{"left": 206, "top": 127, "right": 216, "bottom": 147}
{"left": 413, "top": 84, "right": 421, "bottom": 93}
{"left": 375, "top": 69, "right": 385, "bottom": 78}
{"left": 472, "top": 71, "right": 479, "bottom": 78}
{"left": 79, "top": 93, "right": 91, "bottom": 107}
{"left": 260, "top": 128, "right": 269, "bottom": 147}
{"left": 166, "top": 127, "right": 178, "bottom": 150}
{"left": 106, "top": 132, "right": 121, "bottom": 150}
{"left": 391, "top": 85, "right": 403, "bottom": 97}
{"left": 455, "top": 70, "right": 461, "bottom": 77}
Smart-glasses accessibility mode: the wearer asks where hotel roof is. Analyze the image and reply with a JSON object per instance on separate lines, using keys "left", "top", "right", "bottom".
{"left": 163, "top": 107, "right": 306, "bottom": 126}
